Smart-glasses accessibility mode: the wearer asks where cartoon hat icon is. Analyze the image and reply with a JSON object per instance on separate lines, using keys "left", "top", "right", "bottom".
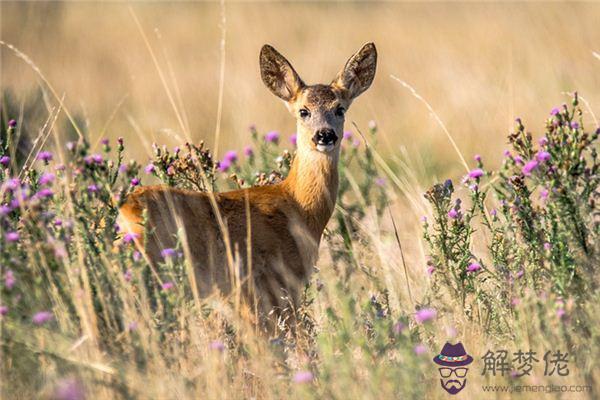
{"left": 433, "top": 342, "right": 473, "bottom": 367}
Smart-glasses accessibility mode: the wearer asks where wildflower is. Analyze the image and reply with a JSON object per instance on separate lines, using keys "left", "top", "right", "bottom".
{"left": 415, "top": 308, "right": 437, "bottom": 323}
{"left": 511, "top": 297, "right": 520, "bottom": 307}
{"left": 144, "top": 164, "right": 155, "bottom": 174}
{"left": 4, "top": 269, "right": 16, "bottom": 290}
{"left": 133, "top": 251, "right": 142, "bottom": 262}
{"left": 243, "top": 146, "right": 254, "bottom": 157}
{"left": 516, "top": 269, "right": 524, "bottom": 279}
{"left": 343, "top": 131, "right": 353, "bottom": 140}
{"left": 130, "top": 178, "right": 140, "bottom": 187}
{"left": 447, "top": 209, "right": 459, "bottom": 219}
{"left": 490, "top": 208, "right": 497, "bottom": 217}
{"left": 0, "top": 205, "right": 11, "bottom": 216}
{"left": 265, "top": 131, "right": 280, "bottom": 143}
{"left": 375, "top": 177, "right": 386, "bottom": 187}
{"left": 503, "top": 150, "right": 511, "bottom": 158}
{"left": 66, "top": 142, "right": 76, "bottom": 151}
{"left": 37, "top": 151, "right": 53, "bottom": 162}
{"left": 117, "top": 137, "right": 124, "bottom": 146}
{"left": 540, "top": 188, "right": 549, "bottom": 201}
{"left": 39, "top": 173, "right": 55, "bottom": 186}
{"left": 53, "top": 377, "right": 85, "bottom": 400}
{"left": 0, "top": 306, "right": 8, "bottom": 316}
{"left": 217, "top": 160, "right": 231, "bottom": 172}
{"left": 543, "top": 242, "right": 552, "bottom": 251}
{"left": 536, "top": 151, "right": 551, "bottom": 162}
{"left": 174, "top": 146, "right": 181, "bottom": 155}
{"left": 161, "top": 281, "right": 175, "bottom": 291}
{"left": 474, "top": 154, "right": 481, "bottom": 162}
{"left": 556, "top": 308, "right": 566, "bottom": 319}
{"left": 570, "top": 121, "right": 579, "bottom": 130}
{"left": 469, "top": 168, "right": 484, "bottom": 179}
{"left": 293, "top": 371, "right": 314, "bottom": 384}
{"left": 8, "top": 119, "right": 17, "bottom": 128}
{"left": 539, "top": 137, "right": 548, "bottom": 146}
{"left": 426, "top": 266, "right": 435, "bottom": 275}
{"left": 290, "top": 134, "right": 297, "bottom": 146}
{"left": 467, "top": 262, "right": 482, "bottom": 273}
{"left": 101, "top": 138, "right": 109, "bottom": 146}
{"left": 0, "top": 156, "right": 10, "bottom": 166}
{"left": 393, "top": 321, "right": 405, "bottom": 334}
{"left": 124, "top": 269, "right": 133, "bottom": 282}
{"left": 123, "top": 232, "right": 139, "bottom": 244}
{"left": 223, "top": 150, "right": 238, "bottom": 164}
{"left": 161, "top": 248, "right": 177, "bottom": 259}
{"left": 522, "top": 160, "right": 539, "bottom": 176}
{"left": 414, "top": 344, "right": 427, "bottom": 355}
{"left": 32, "top": 311, "right": 53, "bottom": 325}
{"left": 514, "top": 155, "right": 524, "bottom": 165}
{"left": 36, "top": 188, "right": 54, "bottom": 199}
{"left": 210, "top": 340, "right": 225, "bottom": 351}
{"left": 550, "top": 107, "right": 560, "bottom": 116}
{"left": 368, "top": 120, "right": 377, "bottom": 130}
{"left": 5, "top": 231, "right": 19, "bottom": 243}
{"left": 87, "top": 184, "right": 98, "bottom": 193}
{"left": 420, "top": 216, "right": 427, "bottom": 224}
{"left": 128, "top": 321, "right": 138, "bottom": 332}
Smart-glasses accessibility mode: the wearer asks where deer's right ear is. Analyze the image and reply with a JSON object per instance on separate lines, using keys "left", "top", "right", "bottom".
{"left": 260, "top": 45, "right": 304, "bottom": 102}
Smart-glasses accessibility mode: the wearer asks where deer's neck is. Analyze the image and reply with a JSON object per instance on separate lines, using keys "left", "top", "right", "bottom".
{"left": 283, "top": 148, "right": 339, "bottom": 237}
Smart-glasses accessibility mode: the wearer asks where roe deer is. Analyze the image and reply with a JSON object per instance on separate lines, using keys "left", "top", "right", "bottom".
{"left": 118, "top": 43, "right": 377, "bottom": 328}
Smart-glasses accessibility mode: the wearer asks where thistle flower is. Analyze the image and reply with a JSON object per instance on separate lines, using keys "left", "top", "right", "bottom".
{"left": 570, "top": 121, "right": 579, "bottom": 130}
{"left": 5, "top": 231, "right": 19, "bottom": 243}
{"left": 66, "top": 142, "right": 76, "bottom": 151}
{"left": 32, "top": 311, "right": 53, "bottom": 325}
{"left": 375, "top": 177, "right": 386, "bottom": 187}
{"left": 474, "top": 154, "right": 482, "bottom": 162}
{"left": 128, "top": 321, "right": 138, "bottom": 332}
{"left": 414, "top": 344, "right": 427, "bottom": 355}
{"left": 161, "top": 248, "right": 176, "bottom": 259}
{"left": 368, "top": 120, "right": 377, "bottom": 130}
{"left": 144, "top": 164, "right": 155, "bottom": 174}
{"left": 223, "top": 150, "right": 238, "bottom": 164}
{"left": 36, "top": 188, "right": 54, "bottom": 199}
{"left": 550, "top": 107, "right": 560, "bottom": 116}
{"left": 426, "top": 265, "right": 435, "bottom": 275}
{"left": 543, "top": 242, "right": 552, "bottom": 251}
{"left": 293, "top": 371, "right": 314, "bottom": 384}
{"left": 130, "top": 178, "right": 140, "bottom": 187}
{"left": 0, "top": 156, "right": 10, "bottom": 166}
{"left": 87, "top": 184, "right": 98, "bottom": 193}
{"left": 540, "top": 188, "right": 549, "bottom": 200}
{"left": 265, "top": 131, "right": 280, "bottom": 143}
{"left": 39, "top": 173, "right": 55, "bottom": 186}
{"left": 343, "top": 131, "right": 353, "bottom": 140}
{"left": 123, "top": 232, "right": 139, "bottom": 244}
{"left": 243, "top": 146, "right": 254, "bottom": 157}
{"left": 124, "top": 269, "right": 133, "bottom": 282}
{"left": 393, "top": 321, "right": 405, "bottom": 334}
{"left": 290, "top": 134, "right": 297, "bottom": 146}
{"left": 415, "top": 308, "right": 437, "bottom": 323}
{"left": 53, "top": 377, "right": 85, "bottom": 400}
{"left": 8, "top": 119, "right": 17, "bottom": 128}
{"left": 536, "top": 151, "right": 551, "bottom": 162}
{"left": 539, "top": 137, "right": 548, "bottom": 146}
{"left": 37, "top": 151, "right": 53, "bottom": 162}
{"left": 0, "top": 306, "right": 8, "bottom": 316}
{"left": 210, "top": 340, "right": 225, "bottom": 351}
{"left": 217, "top": 160, "right": 231, "bottom": 172}
{"left": 4, "top": 269, "right": 16, "bottom": 290}
{"left": 522, "top": 160, "right": 539, "bottom": 176}
{"left": 467, "top": 262, "right": 482, "bottom": 273}
{"left": 447, "top": 209, "right": 459, "bottom": 219}
{"left": 161, "top": 281, "right": 175, "bottom": 291}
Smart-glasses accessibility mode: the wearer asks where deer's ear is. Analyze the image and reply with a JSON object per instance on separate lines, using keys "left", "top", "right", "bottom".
{"left": 260, "top": 45, "right": 304, "bottom": 102}
{"left": 333, "top": 43, "right": 377, "bottom": 100}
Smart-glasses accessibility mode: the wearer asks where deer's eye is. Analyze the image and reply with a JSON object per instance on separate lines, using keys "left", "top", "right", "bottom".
{"left": 299, "top": 108, "right": 310, "bottom": 119}
{"left": 335, "top": 107, "right": 345, "bottom": 117}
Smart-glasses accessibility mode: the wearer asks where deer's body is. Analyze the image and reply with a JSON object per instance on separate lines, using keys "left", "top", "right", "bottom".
{"left": 118, "top": 43, "right": 376, "bottom": 326}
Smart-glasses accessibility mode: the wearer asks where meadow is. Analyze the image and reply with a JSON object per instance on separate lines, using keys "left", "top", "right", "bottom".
{"left": 1, "top": 2, "right": 600, "bottom": 399}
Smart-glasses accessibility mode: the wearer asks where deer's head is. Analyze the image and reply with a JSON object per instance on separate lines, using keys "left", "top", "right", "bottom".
{"left": 260, "top": 43, "right": 377, "bottom": 155}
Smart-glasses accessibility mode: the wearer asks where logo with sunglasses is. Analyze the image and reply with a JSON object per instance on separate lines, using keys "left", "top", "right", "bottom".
{"left": 433, "top": 342, "right": 473, "bottom": 395}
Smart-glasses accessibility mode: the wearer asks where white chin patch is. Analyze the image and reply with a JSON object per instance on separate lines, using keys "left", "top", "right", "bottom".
{"left": 316, "top": 144, "right": 335, "bottom": 153}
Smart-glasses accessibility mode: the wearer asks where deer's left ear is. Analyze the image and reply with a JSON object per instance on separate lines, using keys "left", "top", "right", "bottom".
{"left": 332, "top": 42, "right": 377, "bottom": 100}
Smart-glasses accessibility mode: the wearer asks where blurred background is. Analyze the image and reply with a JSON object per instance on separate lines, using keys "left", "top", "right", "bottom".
{"left": 1, "top": 1, "right": 599, "bottom": 180}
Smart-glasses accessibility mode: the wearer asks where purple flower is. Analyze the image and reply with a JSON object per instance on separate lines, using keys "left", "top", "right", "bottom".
{"left": 543, "top": 242, "right": 552, "bottom": 251}
{"left": 293, "top": 371, "right": 314, "bottom": 384}
{"left": 514, "top": 155, "right": 524, "bottom": 165}
{"left": 538, "top": 137, "right": 548, "bottom": 146}
{"left": 570, "top": 121, "right": 579, "bottom": 130}
{"left": 468, "top": 168, "right": 484, "bottom": 179}
{"left": 522, "top": 160, "right": 539, "bottom": 176}
{"left": 0, "top": 306, "right": 8, "bottom": 316}
{"left": 53, "top": 377, "right": 85, "bottom": 400}
{"left": 32, "top": 311, "right": 53, "bottom": 325}
{"left": 37, "top": 151, "right": 53, "bottom": 162}
{"left": 36, "top": 188, "right": 54, "bottom": 199}
{"left": 223, "top": 150, "right": 238, "bottom": 164}
{"left": 5, "top": 231, "right": 19, "bottom": 243}
{"left": 117, "top": 137, "right": 124, "bottom": 146}
{"left": 66, "top": 142, "right": 76, "bottom": 151}
{"left": 123, "top": 232, "right": 139, "bottom": 244}
{"left": 8, "top": 119, "right": 17, "bottom": 128}
{"left": 87, "top": 184, "right": 98, "bottom": 193}
{"left": 130, "top": 178, "right": 140, "bottom": 187}
{"left": 426, "top": 266, "right": 435, "bottom": 276}
{"left": 90, "top": 154, "right": 103, "bottom": 164}
{"left": 217, "top": 159, "right": 231, "bottom": 172}
{"left": 540, "top": 188, "right": 549, "bottom": 200}
{"left": 124, "top": 269, "right": 133, "bottom": 282}
{"left": 101, "top": 138, "right": 110, "bottom": 146}
{"left": 375, "top": 177, "right": 386, "bottom": 187}
{"left": 474, "top": 154, "right": 482, "bottom": 162}
{"left": 414, "top": 344, "right": 427, "bottom": 355}
{"left": 343, "top": 131, "right": 353, "bottom": 140}
{"left": 4, "top": 269, "right": 16, "bottom": 290}
{"left": 0, "top": 156, "right": 10, "bottom": 166}
{"left": 161, "top": 281, "right": 175, "bottom": 291}
{"left": 210, "top": 340, "right": 225, "bottom": 351}
{"left": 447, "top": 209, "right": 459, "bottom": 219}
{"left": 467, "top": 262, "right": 482, "bottom": 273}
{"left": 536, "top": 151, "right": 551, "bottom": 162}
{"left": 556, "top": 308, "right": 566, "bottom": 319}
{"left": 420, "top": 216, "right": 427, "bottom": 224}
{"left": 128, "top": 321, "right": 138, "bottom": 332}
{"left": 550, "top": 107, "right": 560, "bottom": 116}
{"left": 415, "top": 308, "right": 437, "bottom": 323}
{"left": 161, "top": 248, "right": 177, "bottom": 259}
{"left": 393, "top": 321, "right": 405, "bottom": 334}
{"left": 490, "top": 208, "right": 497, "bottom": 217}
{"left": 352, "top": 139, "right": 361, "bottom": 148}
{"left": 264, "top": 131, "right": 280, "bottom": 143}
{"left": 144, "top": 164, "right": 155, "bottom": 174}
{"left": 503, "top": 150, "right": 511, "bottom": 158}
{"left": 39, "top": 173, "right": 55, "bottom": 185}
{"left": 516, "top": 269, "right": 524, "bottom": 279}
{"left": 0, "top": 205, "right": 11, "bottom": 216}
{"left": 290, "top": 134, "right": 297, "bottom": 146}
{"left": 243, "top": 146, "right": 254, "bottom": 157}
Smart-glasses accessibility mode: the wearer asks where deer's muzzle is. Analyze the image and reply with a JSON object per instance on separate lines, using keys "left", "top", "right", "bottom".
{"left": 312, "top": 129, "right": 338, "bottom": 152}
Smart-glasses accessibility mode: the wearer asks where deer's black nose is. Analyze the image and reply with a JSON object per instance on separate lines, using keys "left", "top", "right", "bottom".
{"left": 312, "top": 129, "right": 338, "bottom": 146}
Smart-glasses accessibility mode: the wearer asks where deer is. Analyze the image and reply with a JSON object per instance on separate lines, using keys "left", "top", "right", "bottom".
{"left": 118, "top": 43, "right": 377, "bottom": 329}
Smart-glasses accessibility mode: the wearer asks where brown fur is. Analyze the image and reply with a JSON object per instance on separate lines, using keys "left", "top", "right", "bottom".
{"left": 118, "top": 43, "right": 377, "bottom": 328}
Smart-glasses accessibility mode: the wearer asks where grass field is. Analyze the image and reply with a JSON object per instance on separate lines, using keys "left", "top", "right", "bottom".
{"left": 1, "top": 2, "right": 599, "bottom": 399}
